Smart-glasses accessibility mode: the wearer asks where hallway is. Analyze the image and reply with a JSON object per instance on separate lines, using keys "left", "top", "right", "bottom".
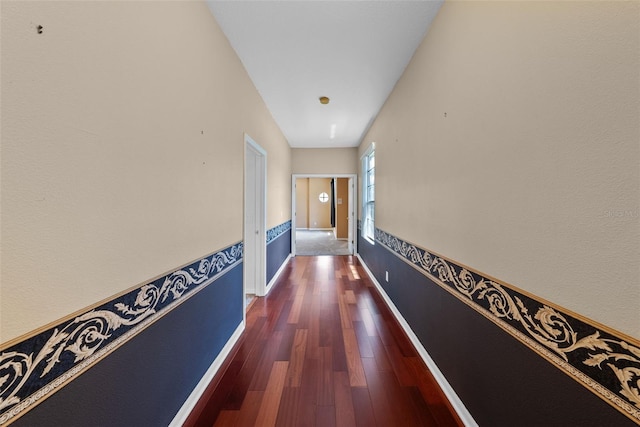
{"left": 186, "top": 256, "right": 463, "bottom": 427}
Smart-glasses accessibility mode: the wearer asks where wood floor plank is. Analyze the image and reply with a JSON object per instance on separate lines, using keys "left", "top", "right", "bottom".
{"left": 305, "top": 293, "right": 322, "bottom": 360}
{"left": 276, "top": 324, "right": 297, "bottom": 362}
{"left": 234, "top": 315, "right": 267, "bottom": 363}
{"left": 338, "top": 294, "right": 353, "bottom": 330}
{"left": 291, "top": 256, "right": 308, "bottom": 282}
{"left": 318, "top": 347, "right": 335, "bottom": 406}
{"left": 213, "top": 410, "right": 239, "bottom": 427}
{"left": 265, "top": 297, "right": 289, "bottom": 332}
{"left": 295, "top": 357, "right": 320, "bottom": 426}
{"left": 275, "top": 299, "right": 295, "bottom": 332}
{"left": 287, "top": 279, "right": 308, "bottom": 324}
{"left": 255, "top": 361, "right": 289, "bottom": 427}
{"left": 288, "top": 293, "right": 305, "bottom": 324}
{"left": 331, "top": 305, "right": 348, "bottom": 373}
{"left": 316, "top": 405, "right": 337, "bottom": 427}
{"left": 361, "top": 356, "right": 396, "bottom": 426}
{"left": 187, "top": 256, "right": 464, "bottom": 427}
{"left": 372, "top": 312, "right": 395, "bottom": 346}
{"left": 313, "top": 278, "right": 324, "bottom": 295}
{"left": 346, "top": 263, "right": 361, "bottom": 281}
{"left": 344, "top": 289, "right": 357, "bottom": 305}
{"left": 342, "top": 328, "right": 367, "bottom": 387}
{"left": 350, "top": 387, "right": 376, "bottom": 427}
{"left": 234, "top": 390, "right": 263, "bottom": 427}
{"left": 296, "top": 281, "right": 317, "bottom": 330}
{"left": 358, "top": 306, "right": 378, "bottom": 337}
{"left": 189, "top": 358, "right": 242, "bottom": 425}
{"left": 406, "top": 355, "right": 443, "bottom": 403}
{"left": 318, "top": 308, "right": 333, "bottom": 347}
{"left": 386, "top": 315, "right": 419, "bottom": 358}
{"left": 369, "top": 333, "right": 392, "bottom": 373}
{"left": 224, "top": 336, "right": 268, "bottom": 409}
{"left": 286, "top": 328, "right": 308, "bottom": 387}
{"left": 274, "top": 387, "right": 300, "bottom": 427}
{"left": 352, "top": 321, "right": 374, "bottom": 359}
{"left": 250, "top": 331, "right": 284, "bottom": 391}
{"left": 333, "top": 371, "right": 357, "bottom": 427}
{"left": 385, "top": 342, "right": 418, "bottom": 387}
{"left": 406, "top": 356, "right": 465, "bottom": 426}
{"left": 378, "top": 364, "right": 423, "bottom": 426}
{"left": 348, "top": 303, "right": 362, "bottom": 322}
{"left": 407, "top": 385, "right": 440, "bottom": 426}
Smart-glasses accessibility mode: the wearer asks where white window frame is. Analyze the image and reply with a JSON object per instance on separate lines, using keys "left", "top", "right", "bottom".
{"left": 361, "top": 143, "right": 375, "bottom": 244}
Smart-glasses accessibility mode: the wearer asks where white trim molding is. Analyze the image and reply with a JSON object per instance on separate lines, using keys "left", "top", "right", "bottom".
{"left": 357, "top": 254, "right": 478, "bottom": 427}
{"left": 266, "top": 254, "right": 292, "bottom": 295}
{"left": 169, "top": 322, "right": 245, "bottom": 426}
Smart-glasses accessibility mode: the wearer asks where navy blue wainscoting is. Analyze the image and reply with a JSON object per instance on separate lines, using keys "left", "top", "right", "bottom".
{"left": 266, "top": 222, "right": 292, "bottom": 284}
{"left": 12, "top": 264, "right": 243, "bottom": 427}
{"left": 357, "top": 231, "right": 636, "bottom": 427}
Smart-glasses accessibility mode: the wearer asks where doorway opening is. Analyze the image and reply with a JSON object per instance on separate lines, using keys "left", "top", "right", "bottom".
{"left": 244, "top": 134, "right": 267, "bottom": 313}
{"left": 291, "top": 174, "right": 357, "bottom": 256}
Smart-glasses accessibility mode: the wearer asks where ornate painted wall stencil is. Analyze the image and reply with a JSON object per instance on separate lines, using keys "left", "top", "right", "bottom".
{"left": 375, "top": 228, "right": 640, "bottom": 424}
{"left": 267, "top": 220, "right": 291, "bottom": 245}
{"left": 0, "top": 242, "right": 243, "bottom": 425}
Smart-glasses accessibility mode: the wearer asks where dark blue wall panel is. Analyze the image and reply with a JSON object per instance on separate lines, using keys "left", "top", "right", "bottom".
{"left": 357, "top": 232, "right": 635, "bottom": 427}
{"left": 267, "top": 229, "right": 291, "bottom": 284}
{"left": 13, "top": 264, "right": 243, "bottom": 427}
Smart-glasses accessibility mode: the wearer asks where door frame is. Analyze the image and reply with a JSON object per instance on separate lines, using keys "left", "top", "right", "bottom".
{"left": 244, "top": 134, "right": 267, "bottom": 307}
{"left": 291, "top": 173, "right": 357, "bottom": 256}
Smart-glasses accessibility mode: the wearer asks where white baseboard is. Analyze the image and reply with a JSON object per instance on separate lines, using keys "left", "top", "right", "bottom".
{"left": 356, "top": 255, "right": 478, "bottom": 427}
{"left": 169, "top": 322, "right": 245, "bottom": 426}
{"left": 266, "top": 254, "right": 292, "bottom": 295}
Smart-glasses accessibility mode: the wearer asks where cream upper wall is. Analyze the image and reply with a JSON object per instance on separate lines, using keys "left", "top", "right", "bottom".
{"left": 308, "top": 178, "right": 332, "bottom": 229}
{"left": 1, "top": 1, "right": 290, "bottom": 342}
{"left": 292, "top": 148, "right": 358, "bottom": 174}
{"left": 246, "top": 127, "right": 291, "bottom": 229}
{"left": 359, "top": 1, "right": 639, "bottom": 338}
{"left": 295, "top": 178, "right": 309, "bottom": 229}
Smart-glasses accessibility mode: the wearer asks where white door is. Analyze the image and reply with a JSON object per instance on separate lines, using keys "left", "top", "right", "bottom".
{"left": 244, "top": 135, "right": 267, "bottom": 303}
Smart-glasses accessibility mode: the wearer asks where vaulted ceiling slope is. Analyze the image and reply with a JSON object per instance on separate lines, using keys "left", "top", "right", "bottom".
{"left": 207, "top": 1, "right": 443, "bottom": 148}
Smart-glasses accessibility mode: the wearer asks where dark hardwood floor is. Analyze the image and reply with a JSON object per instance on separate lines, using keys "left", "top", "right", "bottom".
{"left": 185, "top": 255, "right": 464, "bottom": 427}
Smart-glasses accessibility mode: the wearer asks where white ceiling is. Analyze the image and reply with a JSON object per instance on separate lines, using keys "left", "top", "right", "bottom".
{"left": 206, "top": 1, "right": 443, "bottom": 148}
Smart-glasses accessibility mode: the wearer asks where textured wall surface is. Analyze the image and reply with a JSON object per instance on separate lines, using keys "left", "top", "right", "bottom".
{"left": 358, "top": 230, "right": 638, "bottom": 426}
{"left": 307, "top": 178, "right": 332, "bottom": 229}
{"left": 1, "top": 1, "right": 290, "bottom": 342}
{"left": 1, "top": 1, "right": 293, "bottom": 423}
{"left": 292, "top": 148, "right": 358, "bottom": 174}
{"left": 295, "top": 178, "right": 309, "bottom": 228}
{"left": 359, "top": 1, "right": 639, "bottom": 338}
{"left": 10, "top": 263, "right": 244, "bottom": 427}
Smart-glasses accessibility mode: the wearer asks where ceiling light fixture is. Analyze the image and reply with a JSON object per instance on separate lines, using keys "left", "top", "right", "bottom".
{"left": 319, "top": 96, "right": 330, "bottom": 105}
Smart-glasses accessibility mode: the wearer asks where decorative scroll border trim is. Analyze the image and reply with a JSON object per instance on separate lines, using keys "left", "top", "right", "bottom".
{"left": 266, "top": 220, "right": 292, "bottom": 245}
{"left": 374, "top": 228, "right": 640, "bottom": 425}
{"left": 0, "top": 242, "right": 243, "bottom": 426}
